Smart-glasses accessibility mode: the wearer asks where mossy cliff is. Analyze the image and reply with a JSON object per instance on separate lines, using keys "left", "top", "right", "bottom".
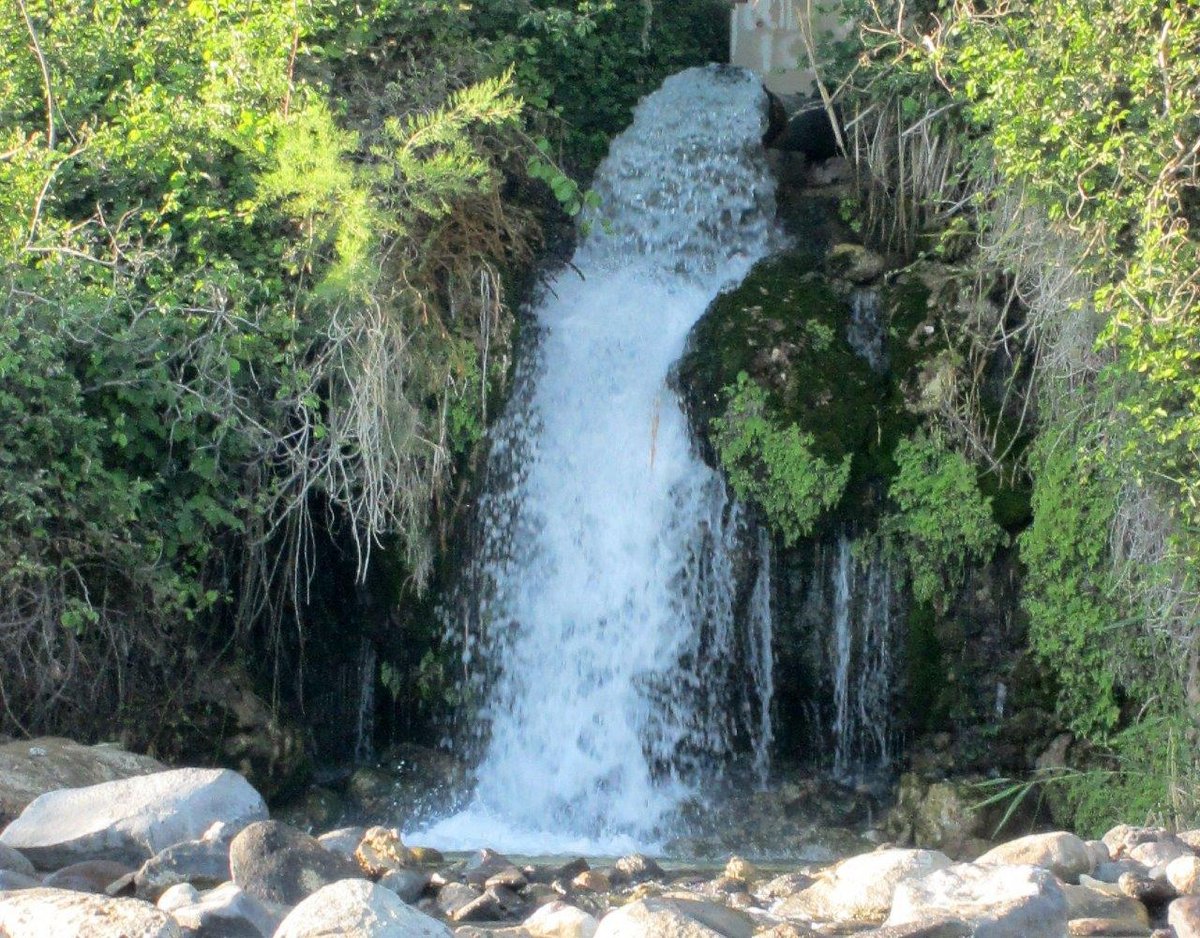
{"left": 674, "top": 162, "right": 1050, "bottom": 787}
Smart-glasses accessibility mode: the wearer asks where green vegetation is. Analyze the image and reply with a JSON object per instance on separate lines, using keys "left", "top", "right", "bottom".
{"left": 712, "top": 372, "right": 851, "bottom": 545}
{"left": 0, "top": 0, "right": 726, "bottom": 750}
{"left": 813, "top": 0, "right": 1200, "bottom": 827}
{"left": 883, "top": 432, "right": 1003, "bottom": 612}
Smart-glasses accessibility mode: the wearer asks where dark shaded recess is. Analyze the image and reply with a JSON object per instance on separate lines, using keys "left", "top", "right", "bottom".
{"left": 764, "top": 94, "right": 841, "bottom": 162}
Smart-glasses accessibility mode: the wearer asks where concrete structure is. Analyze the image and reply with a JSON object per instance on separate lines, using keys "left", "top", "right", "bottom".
{"left": 730, "top": 0, "right": 845, "bottom": 95}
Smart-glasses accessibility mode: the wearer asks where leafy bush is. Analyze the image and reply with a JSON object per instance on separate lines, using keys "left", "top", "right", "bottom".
{"left": 712, "top": 373, "right": 851, "bottom": 545}
{"left": 883, "top": 432, "right": 1003, "bottom": 612}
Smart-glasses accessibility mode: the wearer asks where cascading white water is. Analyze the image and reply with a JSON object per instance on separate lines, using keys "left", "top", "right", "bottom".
{"left": 417, "top": 66, "right": 778, "bottom": 854}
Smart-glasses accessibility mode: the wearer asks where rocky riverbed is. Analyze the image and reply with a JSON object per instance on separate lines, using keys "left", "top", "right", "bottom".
{"left": 1, "top": 740, "right": 1199, "bottom": 937}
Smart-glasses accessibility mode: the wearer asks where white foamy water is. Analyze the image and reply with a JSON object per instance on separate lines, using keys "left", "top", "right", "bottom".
{"left": 415, "top": 65, "right": 777, "bottom": 855}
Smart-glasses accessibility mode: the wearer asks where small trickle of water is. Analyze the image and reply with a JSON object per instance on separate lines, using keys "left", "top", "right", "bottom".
{"left": 416, "top": 66, "right": 778, "bottom": 854}
{"left": 809, "top": 532, "right": 900, "bottom": 785}
{"left": 847, "top": 288, "right": 888, "bottom": 373}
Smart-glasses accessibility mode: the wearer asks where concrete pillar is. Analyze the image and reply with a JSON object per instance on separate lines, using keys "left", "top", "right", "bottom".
{"left": 730, "top": 0, "right": 845, "bottom": 96}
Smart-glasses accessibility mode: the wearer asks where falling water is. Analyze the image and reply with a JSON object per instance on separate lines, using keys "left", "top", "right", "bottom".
{"left": 792, "top": 531, "right": 900, "bottom": 786}
{"left": 418, "top": 66, "right": 778, "bottom": 854}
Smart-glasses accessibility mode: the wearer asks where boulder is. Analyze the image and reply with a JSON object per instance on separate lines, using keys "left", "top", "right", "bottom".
{"left": 594, "top": 897, "right": 754, "bottom": 938}
{"left": 169, "top": 881, "right": 284, "bottom": 937}
{"left": 354, "top": 827, "right": 411, "bottom": 878}
{"left": 723, "top": 857, "right": 756, "bottom": 883}
{"left": 611, "top": 855, "right": 666, "bottom": 886}
{"left": 0, "top": 869, "right": 41, "bottom": 890}
{"left": 438, "top": 882, "right": 483, "bottom": 918}
{"left": 42, "top": 859, "right": 134, "bottom": 894}
{"left": 1167, "top": 855, "right": 1200, "bottom": 896}
{"left": 318, "top": 827, "right": 367, "bottom": 862}
{"left": 450, "top": 885, "right": 525, "bottom": 923}
{"left": 135, "top": 836, "right": 232, "bottom": 900}
{"left": 977, "top": 831, "right": 1093, "bottom": 883}
{"left": 1102, "top": 827, "right": 1160, "bottom": 861}
{"left": 754, "top": 871, "right": 813, "bottom": 903}
{"left": 572, "top": 870, "right": 610, "bottom": 893}
{"left": 229, "top": 820, "right": 358, "bottom": 906}
{"left": 885, "top": 774, "right": 988, "bottom": 857}
{"left": 0, "top": 886, "right": 181, "bottom": 937}
{"left": 0, "top": 842, "right": 35, "bottom": 877}
{"left": 0, "top": 768, "right": 266, "bottom": 870}
{"left": 864, "top": 922, "right": 973, "bottom": 937}
{"left": 886, "top": 862, "right": 1068, "bottom": 937}
{"left": 1128, "top": 839, "right": 1190, "bottom": 869}
{"left": 775, "top": 848, "right": 952, "bottom": 924}
{"left": 1062, "top": 883, "right": 1149, "bottom": 932}
{"left": 1170, "top": 896, "right": 1200, "bottom": 938}
{"left": 378, "top": 868, "right": 429, "bottom": 903}
{"left": 1117, "top": 871, "right": 1175, "bottom": 907}
{"left": 464, "top": 849, "right": 521, "bottom": 888}
{"left": 0, "top": 738, "right": 165, "bottom": 826}
{"left": 158, "top": 883, "right": 201, "bottom": 913}
{"left": 273, "top": 878, "right": 453, "bottom": 938}
{"left": 524, "top": 901, "right": 599, "bottom": 938}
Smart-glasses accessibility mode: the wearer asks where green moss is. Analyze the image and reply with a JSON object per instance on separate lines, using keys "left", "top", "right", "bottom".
{"left": 679, "top": 249, "right": 904, "bottom": 521}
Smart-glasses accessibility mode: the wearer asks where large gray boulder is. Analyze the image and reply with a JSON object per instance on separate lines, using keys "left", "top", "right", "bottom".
{"left": 0, "top": 886, "right": 182, "bottom": 937}
{"left": 0, "top": 768, "right": 267, "bottom": 870}
{"left": 594, "top": 897, "right": 756, "bottom": 938}
{"left": 0, "top": 738, "right": 165, "bottom": 826}
{"left": 775, "top": 848, "right": 952, "bottom": 925}
{"left": 885, "top": 862, "right": 1069, "bottom": 937}
{"left": 272, "top": 878, "right": 452, "bottom": 938}
{"left": 230, "top": 820, "right": 358, "bottom": 906}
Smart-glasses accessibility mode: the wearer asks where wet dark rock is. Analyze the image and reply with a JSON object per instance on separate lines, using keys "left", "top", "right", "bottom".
{"left": 228, "top": 820, "right": 358, "bottom": 906}
{"left": 464, "top": 849, "right": 519, "bottom": 887}
{"left": 438, "top": 882, "right": 481, "bottom": 918}
{"left": 1118, "top": 871, "right": 1176, "bottom": 908}
{"left": 451, "top": 885, "right": 525, "bottom": 923}
{"left": 486, "top": 867, "right": 529, "bottom": 890}
{"left": 379, "top": 867, "right": 430, "bottom": 903}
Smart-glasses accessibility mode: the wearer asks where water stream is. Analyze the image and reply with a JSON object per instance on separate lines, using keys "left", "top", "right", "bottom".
{"left": 416, "top": 66, "right": 779, "bottom": 854}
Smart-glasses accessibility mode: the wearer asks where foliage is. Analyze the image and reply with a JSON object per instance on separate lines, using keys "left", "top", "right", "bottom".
{"left": 820, "top": 0, "right": 1200, "bottom": 825}
{"left": 883, "top": 432, "right": 1002, "bottom": 612}
{"left": 712, "top": 373, "right": 851, "bottom": 545}
{"left": 1019, "top": 434, "right": 1126, "bottom": 737}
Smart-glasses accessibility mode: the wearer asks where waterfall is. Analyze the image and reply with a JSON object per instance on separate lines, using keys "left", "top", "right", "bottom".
{"left": 417, "top": 66, "right": 779, "bottom": 854}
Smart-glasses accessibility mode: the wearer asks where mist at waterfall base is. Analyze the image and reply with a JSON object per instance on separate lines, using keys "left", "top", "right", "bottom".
{"left": 411, "top": 66, "right": 778, "bottom": 856}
